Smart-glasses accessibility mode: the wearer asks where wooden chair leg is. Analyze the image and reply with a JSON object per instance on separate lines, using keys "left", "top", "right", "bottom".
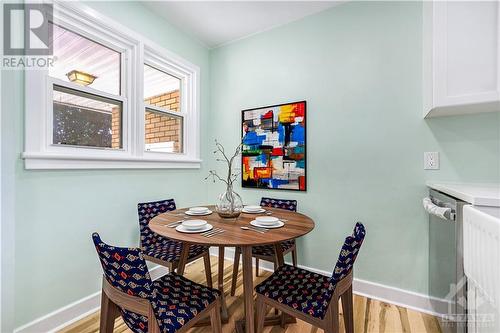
{"left": 324, "top": 296, "right": 340, "bottom": 333}
{"left": 341, "top": 286, "right": 354, "bottom": 333}
{"left": 255, "top": 295, "right": 266, "bottom": 333}
{"left": 167, "top": 262, "right": 174, "bottom": 274}
{"left": 273, "top": 257, "right": 279, "bottom": 315}
{"left": 203, "top": 252, "right": 213, "bottom": 288}
{"left": 291, "top": 248, "right": 298, "bottom": 267}
{"left": 148, "top": 305, "right": 160, "bottom": 333}
{"left": 218, "top": 247, "right": 229, "bottom": 321}
{"left": 255, "top": 258, "right": 260, "bottom": 277}
{"left": 99, "top": 290, "right": 118, "bottom": 333}
{"left": 231, "top": 247, "right": 241, "bottom": 296}
{"left": 210, "top": 299, "right": 222, "bottom": 333}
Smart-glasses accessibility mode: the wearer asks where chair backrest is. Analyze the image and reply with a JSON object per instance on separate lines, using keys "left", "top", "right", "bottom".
{"left": 331, "top": 222, "right": 366, "bottom": 283}
{"left": 260, "top": 197, "right": 297, "bottom": 212}
{"left": 92, "top": 233, "right": 152, "bottom": 299}
{"left": 137, "top": 199, "right": 176, "bottom": 247}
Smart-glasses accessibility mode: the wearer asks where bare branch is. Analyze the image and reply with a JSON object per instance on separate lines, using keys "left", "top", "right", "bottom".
{"left": 205, "top": 170, "right": 228, "bottom": 185}
{"left": 206, "top": 138, "right": 245, "bottom": 187}
{"left": 215, "top": 139, "right": 230, "bottom": 164}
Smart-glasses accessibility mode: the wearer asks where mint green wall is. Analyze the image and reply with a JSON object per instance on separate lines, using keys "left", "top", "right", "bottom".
{"left": 1, "top": 2, "right": 211, "bottom": 329}
{"left": 209, "top": 0, "right": 500, "bottom": 298}
{"left": 2, "top": 1, "right": 499, "bottom": 330}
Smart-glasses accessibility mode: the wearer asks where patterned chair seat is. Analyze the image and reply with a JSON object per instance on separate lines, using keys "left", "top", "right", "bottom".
{"left": 143, "top": 240, "right": 208, "bottom": 262}
{"left": 252, "top": 239, "right": 295, "bottom": 257}
{"left": 255, "top": 264, "right": 336, "bottom": 319}
{"left": 120, "top": 273, "right": 220, "bottom": 333}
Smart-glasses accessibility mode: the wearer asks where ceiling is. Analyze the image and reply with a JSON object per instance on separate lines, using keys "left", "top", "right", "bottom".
{"left": 143, "top": 1, "right": 342, "bottom": 48}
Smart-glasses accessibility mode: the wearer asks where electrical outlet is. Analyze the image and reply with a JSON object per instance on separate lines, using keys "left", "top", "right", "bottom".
{"left": 424, "top": 152, "right": 439, "bottom": 170}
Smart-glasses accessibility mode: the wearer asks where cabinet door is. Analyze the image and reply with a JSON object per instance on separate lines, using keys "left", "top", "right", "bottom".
{"left": 425, "top": 1, "right": 500, "bottom": 117}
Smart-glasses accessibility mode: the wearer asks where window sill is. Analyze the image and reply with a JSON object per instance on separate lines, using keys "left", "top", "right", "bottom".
{"left": 22, "top": 152, "right": 202, "bottom": 170}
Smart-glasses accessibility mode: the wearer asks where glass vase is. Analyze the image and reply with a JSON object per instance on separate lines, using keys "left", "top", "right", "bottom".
{"left": 216, "top": 185, "right": 243, "bottom": 218}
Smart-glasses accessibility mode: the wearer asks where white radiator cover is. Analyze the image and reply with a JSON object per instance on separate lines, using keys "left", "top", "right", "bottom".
{"left": 463, "top": 205, "right": 500, "bottom": 333}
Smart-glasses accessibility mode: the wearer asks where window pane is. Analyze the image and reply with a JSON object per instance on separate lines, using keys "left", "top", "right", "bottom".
{"left": 53, "top": 86, "right": 122, "bottom": 149}
{"left": 145, "top": 109, "right": 183, "bottom": 153}
{"left": 144, "top": 64, "right": 181, "bottom": 112}
{"left": 49, "top": 23, "right": 121, "bottom": 95}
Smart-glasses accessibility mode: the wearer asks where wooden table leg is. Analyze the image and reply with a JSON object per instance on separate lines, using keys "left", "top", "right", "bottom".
{"left": 176, "top": 242, "right": 191, "bottom": 275}
{"left": 242, "top": 245, "right": 254, "bottom": 333}
{"left": 274, "top": 243, "right": 284, "bottom": 266}
{"left": 194, "top": 246, "right": 230, "bottom": 328}
{"left": 218, "top": 246, "right": 229, "bottom": 322}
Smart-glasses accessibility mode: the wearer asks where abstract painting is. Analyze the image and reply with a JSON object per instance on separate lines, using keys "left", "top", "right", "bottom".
{"left": 242, "top": 101, "right": 306, "bottom": 191}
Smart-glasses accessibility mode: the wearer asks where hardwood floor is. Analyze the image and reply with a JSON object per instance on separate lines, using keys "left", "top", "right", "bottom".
{"left": 59, "top": 257, "right": 442, "bottom": 333}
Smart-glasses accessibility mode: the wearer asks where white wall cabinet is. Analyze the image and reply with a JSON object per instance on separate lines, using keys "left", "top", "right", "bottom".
{"left": 423, "top": 1, "right": 500, "bottom": 118}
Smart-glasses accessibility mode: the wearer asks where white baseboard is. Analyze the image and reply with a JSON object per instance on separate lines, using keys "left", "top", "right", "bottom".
{"left": 16, "top": 249, "right": 450, "bottom": 333}
{"left": 352, "top": 277, "right": 450, "bottom": 317}
{"left": 13, "top": 265, "right": 169, "bottom": 333}
{"left": 211, "top": 247, "right": 450, "bottom": 317}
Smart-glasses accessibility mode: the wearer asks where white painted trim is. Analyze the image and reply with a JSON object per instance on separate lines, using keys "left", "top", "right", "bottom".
{"left": 353, "top": 277, "right": 450, "bottom": 317}
{"left": 22, "top": 152, "right": 201, "bottom": 170}
{"left": 14, "top": 265, "right": 169, "bottom": 333}
{"left": 211, "top": 247, "right": 451, "bottom": 317}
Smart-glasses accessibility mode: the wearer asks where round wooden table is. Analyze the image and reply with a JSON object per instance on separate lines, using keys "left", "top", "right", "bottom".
{"left": 149, "top": 205, "right": 315, "bottom": 333}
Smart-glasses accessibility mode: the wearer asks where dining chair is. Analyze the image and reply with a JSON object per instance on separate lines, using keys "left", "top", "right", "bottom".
{"left": 254, "top": 222, "right": 366, "bottom": 333}
{"left": 230, "top": 197, "right": 298, "bottom": 296}
{"left": 138, "top": 199, "right": 212, "bottom": 287}
{"left": 92, "top": 233, "right": 222, "bottom": 333}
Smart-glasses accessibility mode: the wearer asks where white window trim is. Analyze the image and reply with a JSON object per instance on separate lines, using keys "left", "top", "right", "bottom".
{"left": 22, "top": 1, "right": 201, "bottom": 169}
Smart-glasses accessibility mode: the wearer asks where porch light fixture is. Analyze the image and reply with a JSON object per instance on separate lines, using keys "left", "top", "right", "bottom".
{"left": 66, "top": 70, "right": 97, "bottom": 86}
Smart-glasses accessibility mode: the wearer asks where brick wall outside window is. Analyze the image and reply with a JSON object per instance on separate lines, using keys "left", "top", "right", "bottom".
{"left": 110, "top": 90, "right": 182, "bottom": 152}
{"left": 111, "top": 108, "right": 121, "bottom": 149}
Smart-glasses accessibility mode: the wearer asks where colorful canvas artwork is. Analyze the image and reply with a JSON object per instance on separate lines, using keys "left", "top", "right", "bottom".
{"left": 241, "top": 101, "right": 306, "bottom": 191}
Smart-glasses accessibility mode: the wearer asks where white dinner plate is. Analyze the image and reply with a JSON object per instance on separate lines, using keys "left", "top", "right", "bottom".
{"left": 242, "top": 208, "right": 266, "bottom": 214}
{"left": 250, "top": 220, "right": 284, "bottom": 229}
{"left": 185, "top": 210, "right": 213, "bottom": 216}
{"left": 190, "top": 207, "right": 210, "bottom": 213}
{"left": 256, "top": 216, "right": 279, "bottom": 224}
{"left": 182, "top": 219, "right": 207, "bottom": 230}
{"left": 176, "top": 223, "right": 213, "bottom": 233}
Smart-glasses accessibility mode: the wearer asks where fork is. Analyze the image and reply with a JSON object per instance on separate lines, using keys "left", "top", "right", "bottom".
{"left": 206, "top": 230, "right": 225, "bottom": 238}
{"left": 201, "top": 228, "right": 223, "bottom": 236}
{"left": 202, "top": 228, "right": 225, "bottom": 237}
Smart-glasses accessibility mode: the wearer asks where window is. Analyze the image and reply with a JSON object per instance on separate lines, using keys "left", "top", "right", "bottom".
{"left": 49, "top": 23, "right": 124, "bottom": 150}
{"left": 53, "top": 85, "right": 123, "bottom": 149}
{"left": 144, "top": 65, "right": 183, "bottom": 154}
{"left": 23, "top": 2, "right": 200, "bottom": 169}
{"left": 49, "top": 23, "right": 121, "bottom": 96}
